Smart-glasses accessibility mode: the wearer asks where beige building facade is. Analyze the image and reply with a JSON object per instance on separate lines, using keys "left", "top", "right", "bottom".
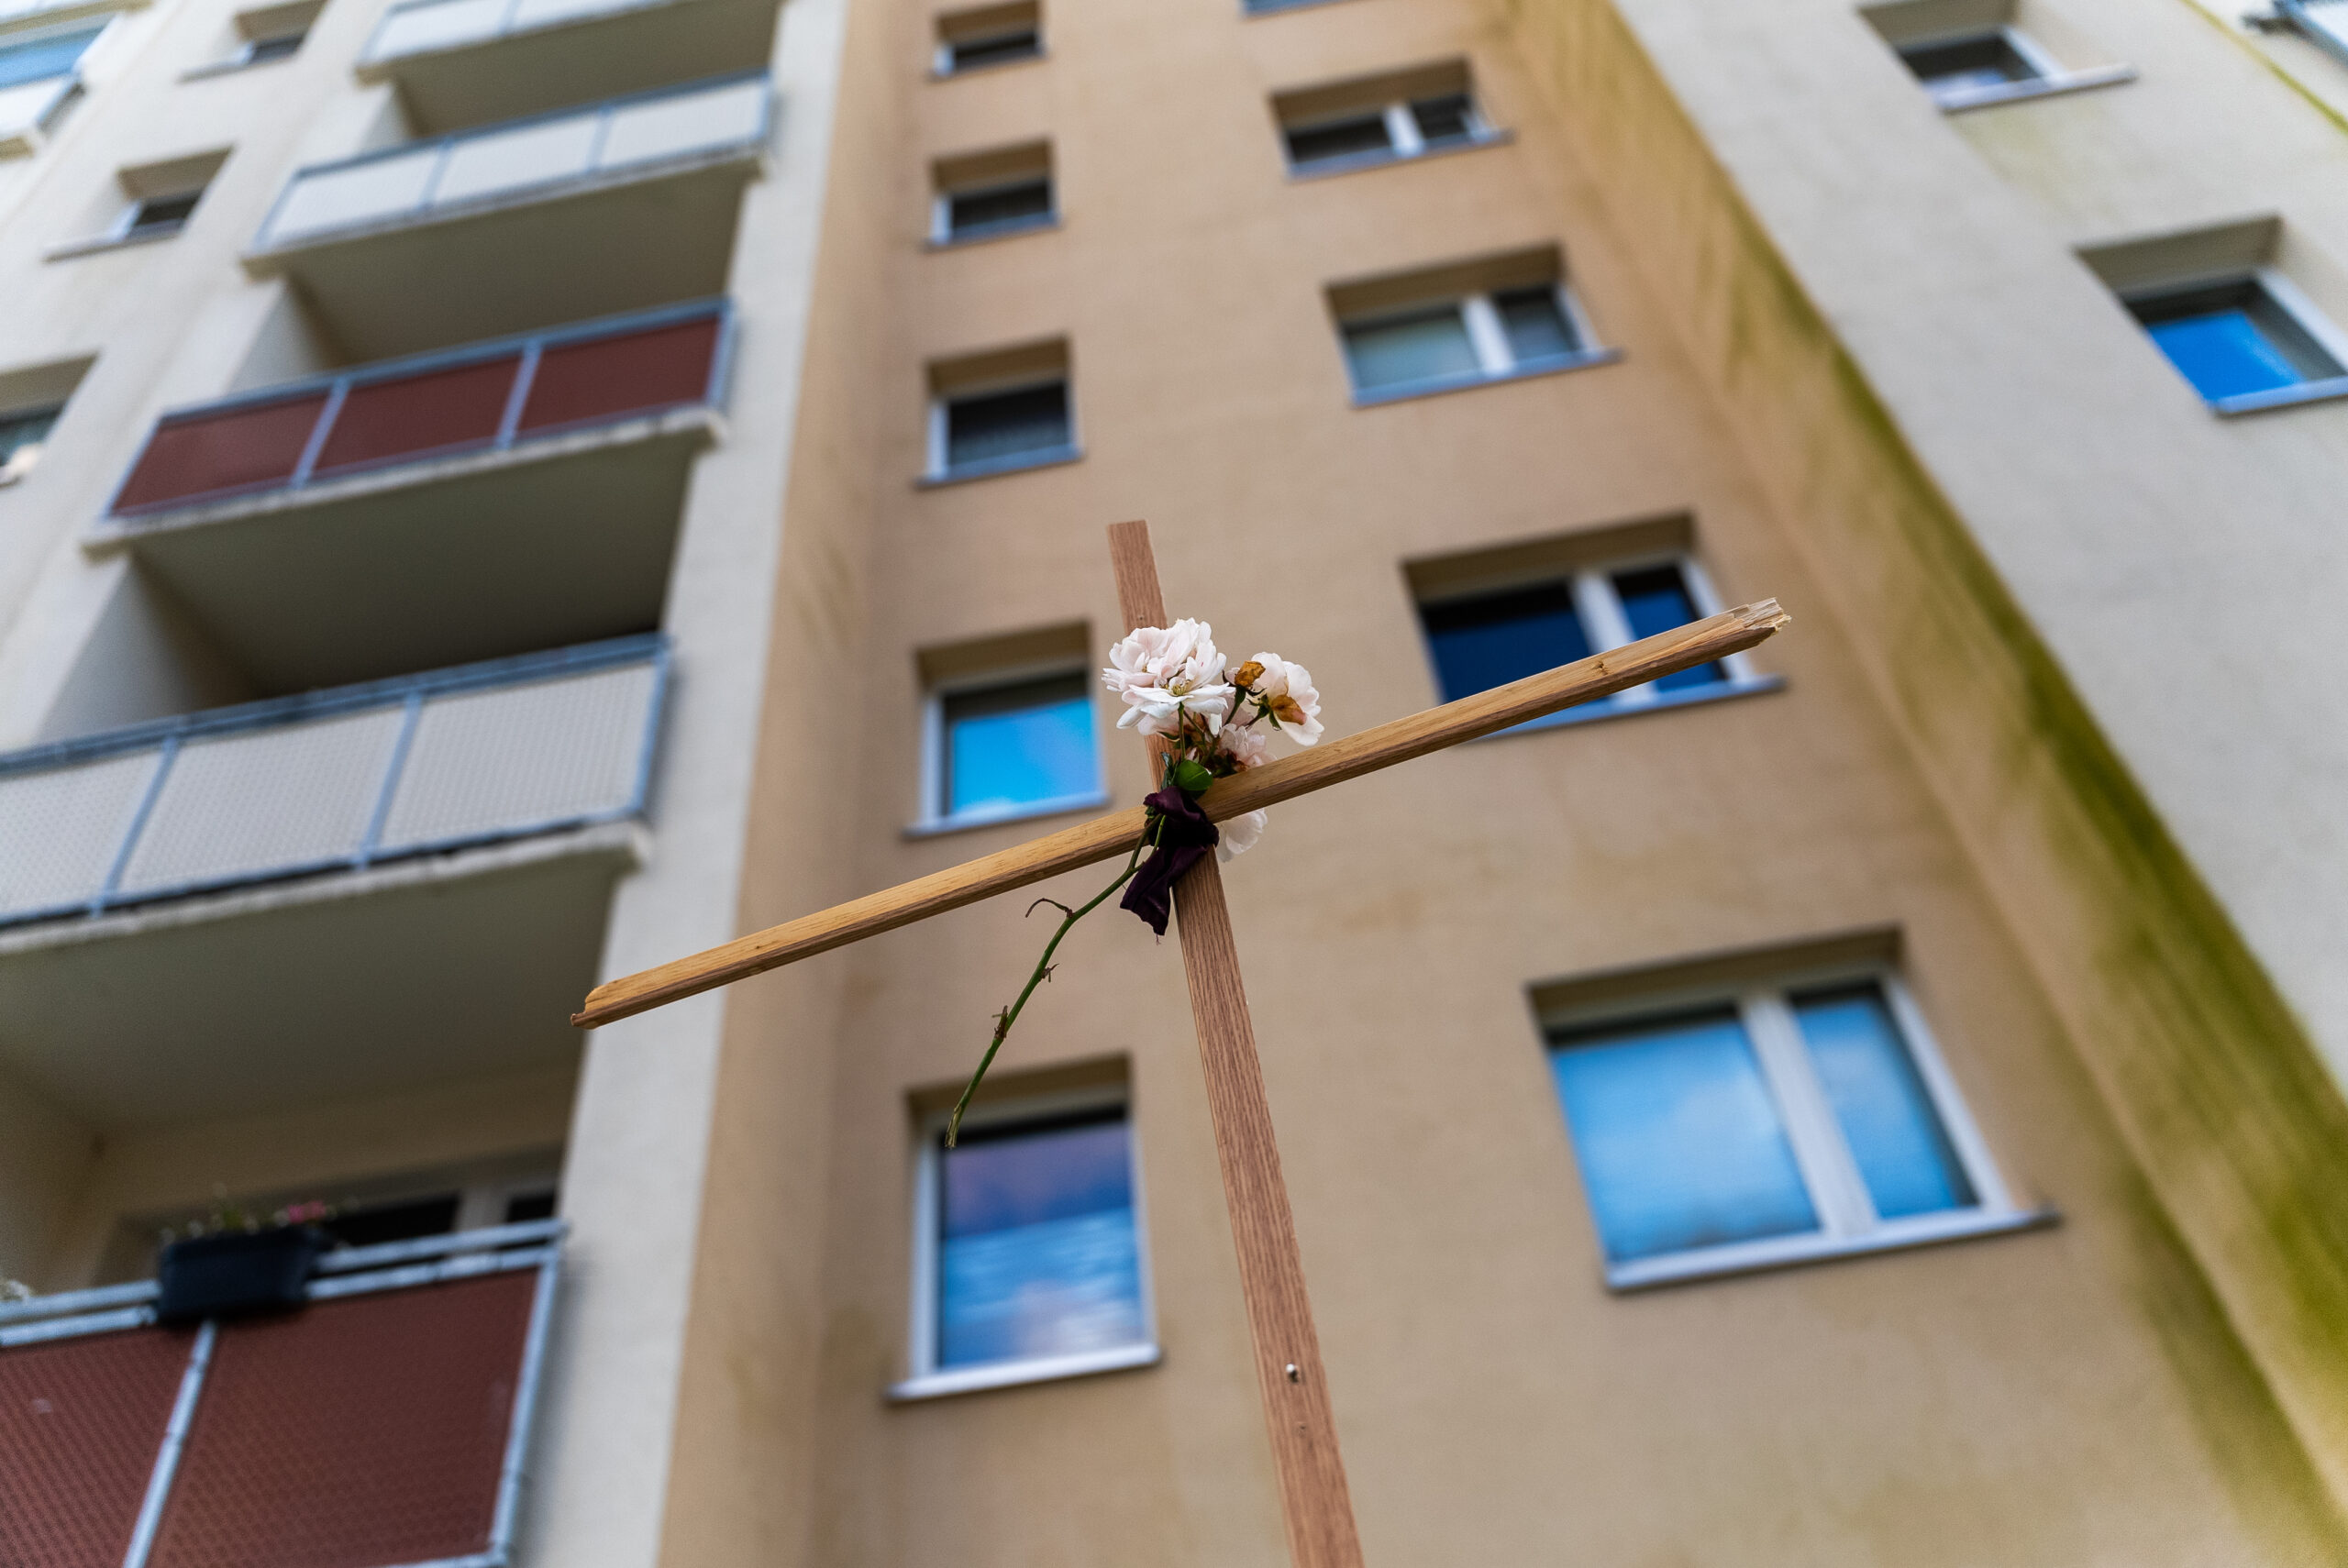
{"left": 4, "top": 0, "right": 2348, "bottom": 1558}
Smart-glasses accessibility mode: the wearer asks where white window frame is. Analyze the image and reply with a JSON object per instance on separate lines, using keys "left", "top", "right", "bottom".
{"left": 928, "top": 171, "right": 1056, "bottom": 246}
{"left": 911, "top": 657, "right": 1108, "bottom": 834}
{"left": 924, "top": 374, "right": 1080, "bottom": 482}
{"left": 1422, "top": 548, "right": 1780, "bottom": 734}
{"left": 1543, "top": 961, "right": 2050, "bottom": 1291}
{"left": 1899, "top": 24, "right": 2134, "bottom": 111}
{"left": 891, "top": 1085, "right": 1161, "bottom": 1401}
{"left": 1345, "top": 282, "right": 1614, "bottom": 403}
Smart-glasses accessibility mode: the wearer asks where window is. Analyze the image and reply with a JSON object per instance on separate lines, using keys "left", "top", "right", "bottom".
{"left": 1330, "top": 250, "right": 1609, "bottom": 402}
{"left": 1862, "top": 1, "right": 2131, "bottom": 109}
{"left": 239, "top": 30, "right": 304, "bottom": 62}
{"left": 931, "top": 142, "right": 1054, "bottom": 244}
{"left": 121, "top": 189, "right": 200, "bottom": 239}
{"left": 0, "top": 403, "right": 60, "bottom": 482}
{"left": 2125, "top": 275, "right": 2348, "bottom": 409}
{"left": 1415, "top": 554, "right": 1766, "bottom": 729}
{"left": 927, "top": 668, "right": 1102, "bottom": 826}
{"left": 934, "top": 1, "right": 1041, "bottom": 73}
{"left": 1277, "top": 67, "right": 1494, "bottom": 174}
{"left": 925, "top": 340, "right": 1079, "bottom": 481}
{"left": 0, "top": 23, "right": 104, "bottom": 91}
{"left": 1896, "top": 28, "right": 2053, "bottom": 105}
{"left": 1543, "top": 967, "right": 2033, "bottom": 1288}
{"left": 896, "top": 1094, "right": 1158, "bottom": 1398}
{"left": 2272, "top": 0, "right": 2348, "bottom": 68}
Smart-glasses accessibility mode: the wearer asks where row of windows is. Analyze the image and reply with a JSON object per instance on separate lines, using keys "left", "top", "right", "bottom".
{"left": 900, "top": 960, "right": 2029, "bottom": 1397}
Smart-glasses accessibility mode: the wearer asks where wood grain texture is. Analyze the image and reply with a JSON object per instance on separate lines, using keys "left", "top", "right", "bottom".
{"left": 1112, "top": 518, "right": 1366, "bottom": 1568}
{"left": 570, "top": 569, "right": 1789, "bottom": 1026}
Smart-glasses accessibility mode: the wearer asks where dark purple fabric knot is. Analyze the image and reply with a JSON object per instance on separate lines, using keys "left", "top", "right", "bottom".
{"left": 1120, "top": 786, "right": 1219, "bottom": 935}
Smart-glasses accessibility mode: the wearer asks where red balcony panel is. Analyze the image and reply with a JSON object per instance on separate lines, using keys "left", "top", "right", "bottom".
{"left": 311, "top": 354, "right": 522, "bottom": 476}
{"left": 0, "top": 1326, "right": 201, "bottom": 1568}
{"left": 518, "top": 315, "right": 719, "bottom": 433}
{"left": 113, "top": 394, "right": 330, "bottom": 513}
{"left": 147, "top": 1269, "right": 537, "bottom": 1568}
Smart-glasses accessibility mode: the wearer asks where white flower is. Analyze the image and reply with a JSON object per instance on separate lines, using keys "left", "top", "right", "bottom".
{"left": 1235, "top": 652, "right": 1324, "bottom": 746}
{"left": 1217, "top": 809, "right": 1268, "bottom": 862}
{"left": 1103, "top": 620, "right": 1235, "bottom": 737}
{"left": 1214, "top": 721, "right": 1271, "bottom": 772}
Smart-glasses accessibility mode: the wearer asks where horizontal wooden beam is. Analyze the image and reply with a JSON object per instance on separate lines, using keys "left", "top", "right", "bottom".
{"left": 571, "top": 597, "right": 1789, "bottom": 1028}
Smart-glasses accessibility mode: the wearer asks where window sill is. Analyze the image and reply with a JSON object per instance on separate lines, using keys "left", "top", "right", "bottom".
{"left": 1605, "top": 1206, "right": 2056, "bottom": 1291}
{"left": 930, "top": 50, "right": 1048, "bottom": 81}
{"left": 1244, "top": 0, "right": 1363, "bottom": 17}
{"left": 181, "top": 54, "right": 294, "bottom": 81}
{"left": 1287, "top": 129, "right": 1512, "bottom": 182}
{"left": 1933, "top": 63, "right": 2134, "bottom": 112}
{"left": 888, "top": 1341, "right": 1160, "bottom": 1401}
{"left": 1351, "top": 348, "right": 1623, "bottom": 407}
{"left": 1470, "top": 673, "right": 1782, "bottom": 742}
{"left": 917, "top": 444, "right": 1082, "bottom": 487}
{"left": 925, "top": 215, "right": 1060, "bottom": 250}
{"left": 2212, "top": 374, "right": 2348, "bottom": 415}
{"left": 905, "top": 790, "right": 1110, "bottom": 838}
{"left": 45, "top": 226, "right": 183, "bottom": 261}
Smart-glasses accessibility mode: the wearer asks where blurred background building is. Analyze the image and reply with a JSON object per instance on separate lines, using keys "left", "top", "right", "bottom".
{"left": 5, "top": 0, "right": 2348, "bottom": 1557}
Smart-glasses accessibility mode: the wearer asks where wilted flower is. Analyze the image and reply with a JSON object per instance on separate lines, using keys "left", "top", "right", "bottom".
{"left": 1103, "top": 619, "right": 1235, "bottom": 737}
{"left": 1235, "top": 652, "right": 1323, "bottom": 745}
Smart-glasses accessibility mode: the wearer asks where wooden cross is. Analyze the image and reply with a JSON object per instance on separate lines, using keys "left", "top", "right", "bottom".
{"left": 572, "top": 521, "right": 1788, "bottom": 1568}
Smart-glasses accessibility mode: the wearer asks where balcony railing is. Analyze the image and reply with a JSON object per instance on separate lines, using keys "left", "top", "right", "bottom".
{"left": 252, "top": 72, "right": 767, "bottom": 251}
{"left": 364, "top": 0, "right": 672, "bottom": 66}
{"left": 106, "top": 301, "right": 729, "bottom": 517}
{"left": 0, "top": 635, "right": 666, "bottom": 928}
{"left": 0, "top": 1222, "right": 561, "bottom": 1568}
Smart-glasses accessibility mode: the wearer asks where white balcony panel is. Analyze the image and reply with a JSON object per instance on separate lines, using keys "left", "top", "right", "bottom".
{"left": 376, "top": 662, "right": 655, "bottom": 849}
{"left": 0, "top": 753, "right": 157, "bottom": 914}
{"left": 267, "top": 148, "right": 439, "bottom": 242}
{"left": 433, "top": 111, "right": 601, "bottom": 204}
{"left": 115, "top": 709, "right": 405, "bottom": 896}
{"left": 508, "top": 0, "right": 634, "bottom": 30}
{"left": 601, "top": 76, "right": 763, "bottom": 167}
{"left": 364, "top": 0, "right": 505, "bottom": 61}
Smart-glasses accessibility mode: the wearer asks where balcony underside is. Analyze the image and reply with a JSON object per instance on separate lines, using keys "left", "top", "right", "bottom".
{"left": 93, "top": 413, "right": 708, "bottom": 692}
{"left": 245, "top": 158, "right": 755, "bottom": 361}
{"left": 0, "top": 824, "right": 638, "bottom": 1130}
{"left": 360, "top": 0, "right": 782, "bottom": 133}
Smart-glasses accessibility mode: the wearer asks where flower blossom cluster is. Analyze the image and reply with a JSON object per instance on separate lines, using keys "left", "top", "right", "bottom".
{"left": 1102, "top": 620, "right": 1323, "bottom": 859}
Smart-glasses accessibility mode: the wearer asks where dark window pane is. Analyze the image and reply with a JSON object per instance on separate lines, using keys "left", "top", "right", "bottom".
{"left": 1898, "top": 30, "right": 2040, "bottom": 95}
{"left": 2130, "top": 280, "right": 2344, "bottom": 403}
{"left": 947, "top": 178, "right": 1053, "bottom": 237}
{"left": 1494, "top": 286, "right": 1580, "bottom": 366}
{"left": 936, "top": 1112, "right": 1145, "bottom": 1367}
{"left": 0, "top": 404, "right": 60, "bottom": 468}
{"left": 1409, "top": 92, "right": 1477, "bottom": 145}
{"left": 244, "top": 30, "right": 303, "bottom": 60}
{"left": 1342, "top": 306, "right": 1479, "bottom": 392}
{"left": 941, "top": 671, "right": 1096, "bottom": 817}
{"left": 1792, "top": 985, "right": 1975, "bottom": 1220}
{"left": 1284, "top": 112, "right": 1392, "bottom": 168}
{"left": 1548, "top": 1010, "right": 1819, "bottom": 1262}
{"left": 0, "top": 26, "right": 102, "bottom": 89}
{"left": 127, "top": 192, "right": 200, "bottom": 237}
{"left": 946, "top": 381, "right": 1069, "bottom": 469}
{"left": 1420, "top": 581, "right": 1594, "bottom": 703}
{"left": 502, "top": 1191, "right": 558, "bottom": 1224}
{"left": 947, "top": 28, "right": 1038, "bottom": 69}
{"left": 1611, "top": 564, "right": 1723, "bottom": 690}
{"left": 325, "top": 1194, "right": 460, "bottom": 1249}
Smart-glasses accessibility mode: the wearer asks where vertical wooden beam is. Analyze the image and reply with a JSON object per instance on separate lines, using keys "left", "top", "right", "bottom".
{"left": 1107, "top": 519, "right": 1368, "bottom": 1568}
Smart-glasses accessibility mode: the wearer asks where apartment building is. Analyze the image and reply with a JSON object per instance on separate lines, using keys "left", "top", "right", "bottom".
{"left": 4, "top": 0, "right": 2348, "bottom": 1557}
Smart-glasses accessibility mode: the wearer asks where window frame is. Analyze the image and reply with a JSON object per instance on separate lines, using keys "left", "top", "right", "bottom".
{"left": 1413, "top": 548, "right": 1780, "bottom": 734}
{"left": 1280, "top": 90, "right": 1501, "bottom": 178}
{"left": 1341, "top": 282, "right": 1615, "bottom": 404}
{"left": 912, "top": 656, "right": 1108, "bottom": 834}
{"left": 0, "top": 402, "right": 61, "bottom": 484}
{"left": 892, "top": 1085, "right": 1162, "bottom": 1401}
{"left": 1888, "top": 22, "right": 2133, "bottom": 111}
{"left": 1542, "top": 961, "right": 2049, "bottom": 1291}
{"left": 2121, "top": 267, "right": 2348, "bottom": 415}
{"left": 929, "top": 171, "right": 1057, "bottom": 247}
{"left": 923, "top": 373, "right": 1081, "bottom": 483}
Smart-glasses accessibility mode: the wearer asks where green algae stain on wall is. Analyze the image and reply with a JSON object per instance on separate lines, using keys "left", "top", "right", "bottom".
{"left": 1503, "top": 0, "right": 2348, "bottom": 1525}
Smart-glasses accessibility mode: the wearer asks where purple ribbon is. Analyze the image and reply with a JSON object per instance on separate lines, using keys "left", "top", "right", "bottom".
{"left": 1120, "top": 785, "right": 1219, "bottom": 935}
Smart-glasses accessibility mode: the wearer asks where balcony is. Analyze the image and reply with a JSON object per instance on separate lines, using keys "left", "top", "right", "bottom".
{"left": 0, "top": 1223, "right": 560, "bottom": 1568}
{"left": 244, "top": 73, "right": 767, "bottom": 359}
{"left": 0, "top": 639, "right": 660, "bottom": 1125}
{"left": 357, "top": 0, "right": 781, "bottom": 134}
{"left": 91, "top": 304, "right": 725, "bottom": 691}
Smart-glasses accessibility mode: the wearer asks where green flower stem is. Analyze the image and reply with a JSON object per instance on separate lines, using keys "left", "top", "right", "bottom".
{"left": 947, "top": 814, "right": 1167, "bottom": 1146}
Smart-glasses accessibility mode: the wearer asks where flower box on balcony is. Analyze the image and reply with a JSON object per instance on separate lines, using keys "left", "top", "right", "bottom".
{"left": 156, "top": 1225, "right": 325, "bottom": 1324}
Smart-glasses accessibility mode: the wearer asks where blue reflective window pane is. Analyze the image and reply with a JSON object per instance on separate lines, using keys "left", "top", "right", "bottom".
{"left": 1611, "top": 564, "right": 1723, "bottom": 691}
{"left": 2146, "top": 310, "right": 2308, "bottom": 402}
{"left": 937, "top": 1116, "right": 1146, "bottom": 1367}
{"left": 1418, "top": 581, "right": 1597, "bottom": 720}
{"left": 943, "top": 674, "right": 1096, "bottom": 818}
{"left": 1548, "top": 1010, "right": 1819, "bottom": 1261}
{"left": 0, "top": 26, "right": 101, "bottom": 88}
{"left": 1493, "top": 287, "right": 1579, "bottom": 367}
{"left": 1793, "top": 986, "right": 1975, "bottom": 1220}
{"left": 1343, "top": 307, "right": 1479, "bottom": 392}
